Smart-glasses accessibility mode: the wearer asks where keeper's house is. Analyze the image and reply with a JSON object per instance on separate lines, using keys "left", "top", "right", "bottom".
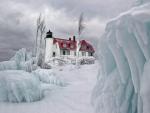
{"left": 44, "top": 30, "right": 95, "bottom": 63}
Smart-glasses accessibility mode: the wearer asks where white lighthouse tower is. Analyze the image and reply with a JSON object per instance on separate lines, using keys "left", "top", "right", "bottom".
{"left": 44, "top": 30, "right": 53, "bottom": 63}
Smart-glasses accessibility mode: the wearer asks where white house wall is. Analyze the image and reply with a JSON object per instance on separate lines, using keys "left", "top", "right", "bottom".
{"left": 86, "top": 52, "right": 89, "bottom": 56}
{"left": 78, "top": 51, "right": 82, "bottom": 57}
{"left": 52, "top": 42, "right": 60, "bottom": 57}
{"left": 56, "top": 42, "right": 60, "bottom": 56}
{"left": 78, "top": 51, "right": 89, "bottom": 57}
{"left": 70, "top": 50, "right": 75, "bottom": 56}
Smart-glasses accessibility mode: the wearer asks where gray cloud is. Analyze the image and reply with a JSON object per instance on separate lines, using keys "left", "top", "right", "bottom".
{"left": 0, "top": 0, "right": 136, "bottom": 61}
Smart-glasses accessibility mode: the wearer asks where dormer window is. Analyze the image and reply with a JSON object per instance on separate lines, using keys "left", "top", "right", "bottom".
{"left": 82, "top": 45, "right": 86, "bottom": 50}
{"left": 70, "top": 44, "right": 74, "bottom": 49}
{"left": 63, "top": 43, "right": 67, "bottom": 48}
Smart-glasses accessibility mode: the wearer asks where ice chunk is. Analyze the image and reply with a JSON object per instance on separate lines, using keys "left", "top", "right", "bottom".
{"left": 92, "top": 3, "right": 150, "bottom": 113}
{"left": 140, "top": 60, "right": 150, "bottom": 113}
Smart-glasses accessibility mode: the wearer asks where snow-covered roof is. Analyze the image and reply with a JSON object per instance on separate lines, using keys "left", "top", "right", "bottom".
{"left": 53, "top": 37, "right": 95, "bottom": 52}
{"left": 79, "top": 40, "right": 95, "bottom": 52}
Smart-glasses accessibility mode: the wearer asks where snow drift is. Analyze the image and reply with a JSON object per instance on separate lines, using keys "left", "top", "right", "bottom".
{"left": 92, "top": 3, "right": 150, "bottom": 113}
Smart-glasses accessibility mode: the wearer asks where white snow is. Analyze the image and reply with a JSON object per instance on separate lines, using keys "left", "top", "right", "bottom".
{"left": 92, "top": 2, "right": 150, "bottom": 113}
{"left": 0, "top": 60, "right": 98, "bottom": 113}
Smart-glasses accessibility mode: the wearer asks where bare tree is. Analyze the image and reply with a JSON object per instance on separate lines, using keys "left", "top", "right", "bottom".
{"left": 35, "top": 14, "right": 42, "bottom": 56}
{"left": 35, "top": 14, "right": 46, "bottom": 67}
{"left": 78, "top": 13, "right": 85, "bottom": 36}
{"left": 39, "top": 19, "right": 46, "bottom": 49}
{"left": 38, "top": 18, "right": 46, "bottom": 67}
{"left": 76, "top": 13, "right": 85, "bottom": 66}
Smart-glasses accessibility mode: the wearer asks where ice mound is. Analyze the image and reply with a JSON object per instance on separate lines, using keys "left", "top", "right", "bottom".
{"left": 0, "top": 70, "right": 42, "bottom": 103}
{"left": 140, "top": 61, "right": 150, "bottom": 113}
{"left": 92, "top": 3, "right": 150, "bottom": 113}
{"left": 0, "top": 48, "right": 37, "bottom": 72}
{"left": 33, "top": 69, "right": 67, "bottom": 87}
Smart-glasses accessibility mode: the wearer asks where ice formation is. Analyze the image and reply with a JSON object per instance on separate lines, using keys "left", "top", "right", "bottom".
{"left": 0, "top": 48, "right": 37, "bottom": 72}
{"left": 92, "top": 3, "right": 150, "bottom": 113}
{"left": 32, "top": 69, "right": 67, "bottom": 86}
{"left": 0, "top": 48, "right": 67, "bottom": 103}
{"left": 0, "top": 70, "right": 42, "bottom": 103}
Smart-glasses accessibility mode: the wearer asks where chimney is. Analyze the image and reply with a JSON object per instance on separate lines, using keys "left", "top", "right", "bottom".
{"left": 73, "top": 36, "right": 76, "bottom": 42}
{"left": 69, "top": 37, "right": 71, "bottom": 41}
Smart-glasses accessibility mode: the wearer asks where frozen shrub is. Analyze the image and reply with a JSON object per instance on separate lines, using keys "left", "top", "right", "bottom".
{"left": 0, "top": 70, "right": 42, "bottom": 103}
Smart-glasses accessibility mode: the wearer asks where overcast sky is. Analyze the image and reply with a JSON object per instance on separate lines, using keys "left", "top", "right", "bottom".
{"left": 0, "top": 0, "right": 136, "bottom": 61}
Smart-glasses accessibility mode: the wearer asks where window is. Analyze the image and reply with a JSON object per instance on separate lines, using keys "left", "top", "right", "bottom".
{"left": 63, "top": 43, "right": 67, "bottom": 48}
{"left": 67, "top": 50, "right": 70, "bottom": 55}
{"left": 74, "top": 51, "right": 76, "bottom": 56}
{"left": 82, "top": 45, "right": 86, "bottom": 50}
{"left": 70, "top": 44, "right": 74, "bottom": 49}
{"left": 88, "top": 52, "right": 93, "bottom": 56}
{"left": 63, "top": 50, "right": 66, "bottom": 55}
{"left": 53, "top": 52, "right": 56, "bottom": 57}
{"left": 82, "top": 52, "right": 86, "bottom": 56}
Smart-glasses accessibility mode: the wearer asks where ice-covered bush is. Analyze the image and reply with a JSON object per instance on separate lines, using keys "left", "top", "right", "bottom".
{"left": 0, "top": 61, "right": 17, "bottom": 71}
{"left": 32, "top": 69, "right": 67, "bottom": 86}
{"left": 42, "top": 63, "right": 51, "bottom": 69}
{"left": 78, "top": 57, "right": 95, "bottom": 65}
{"left": 0, "top": 70, "right": 42, "bottom": 103}
{"left": 92, "top": 3, "right": 150, "bottom": 113}
{"left": 0, "top": 48, "right": 37, "bottom": 72}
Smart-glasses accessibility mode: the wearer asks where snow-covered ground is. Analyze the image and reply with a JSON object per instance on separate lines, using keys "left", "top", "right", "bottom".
{"left": 0, "top": 62, "right": 98, "bottom": 113}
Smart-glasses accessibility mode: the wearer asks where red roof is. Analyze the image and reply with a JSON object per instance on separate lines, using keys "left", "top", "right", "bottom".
{"left": 53, "top": 38, "right": 95, "bottom": 52}
{"left": 79, "top": 40, "right": 95, "bottom": 52}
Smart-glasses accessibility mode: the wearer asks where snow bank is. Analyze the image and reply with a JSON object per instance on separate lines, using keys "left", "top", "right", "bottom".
{"left": 0, "top": 70, "right": 42, "bottom": 103}
{"left": 92, "top": 3, "right": 150, "bottom": 113}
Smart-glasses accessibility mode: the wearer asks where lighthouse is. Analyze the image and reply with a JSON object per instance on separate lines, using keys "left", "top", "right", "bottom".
{"left": 45, "top": 30, "right": 53, "bottom": 63}
{"left": 44, "top": 30, "right": 95, "bottom": 63}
